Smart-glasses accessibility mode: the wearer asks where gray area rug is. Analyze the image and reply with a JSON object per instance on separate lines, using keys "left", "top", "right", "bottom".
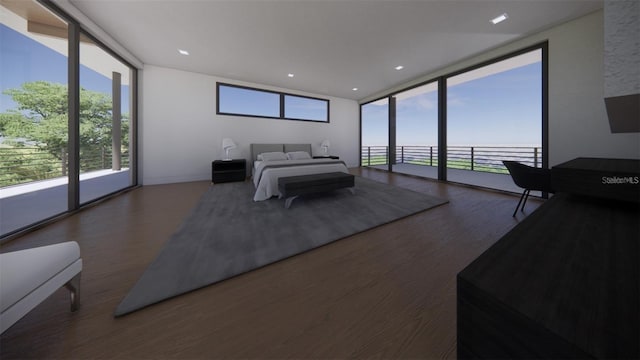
{"left": 114, "top": 176, "right": 448, "bottom": 317}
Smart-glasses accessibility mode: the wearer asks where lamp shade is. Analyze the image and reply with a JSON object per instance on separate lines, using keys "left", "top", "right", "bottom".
{"left": 320, "top": 139, "right": 330, "bottom": 155}
{"left": 222, "top": 138, "right": 236, "bottom": 160}
{"left": 222, "top": 138, "right": 236, "bottom": 150}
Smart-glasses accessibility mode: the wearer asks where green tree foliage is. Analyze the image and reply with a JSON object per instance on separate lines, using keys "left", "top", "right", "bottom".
{"left": 0, "top": 112, "right": 35, "bottom": 139}
{"left": 0, "top": 81, "right": 129, "bottom": 186}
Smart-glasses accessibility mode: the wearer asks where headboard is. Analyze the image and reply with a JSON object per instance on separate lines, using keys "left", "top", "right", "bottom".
{"left": 250, "top": 144, "right": 283, "bottom": 161}
{"left": 250, "top": 143, "right": 312, "bottom": 162}
{"left": 284, "top": 143, "right": 312, "bottom": 154}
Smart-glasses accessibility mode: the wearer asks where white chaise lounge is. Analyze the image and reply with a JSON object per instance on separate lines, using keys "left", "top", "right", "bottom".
{"left": 0, "top": 241, "right": 82, "bottom": 334}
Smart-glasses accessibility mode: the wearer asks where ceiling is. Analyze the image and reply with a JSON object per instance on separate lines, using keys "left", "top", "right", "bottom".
{"left": 67, "top": 0, "right": 602, "bottom": 101}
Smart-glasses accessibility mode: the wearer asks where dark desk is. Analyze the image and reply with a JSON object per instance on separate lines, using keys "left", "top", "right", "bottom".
{"left": 457, "top": 193, "right": 639, "bottom": 359}
{"left": 552, "top": 157, "right": 640, "bottom": 202}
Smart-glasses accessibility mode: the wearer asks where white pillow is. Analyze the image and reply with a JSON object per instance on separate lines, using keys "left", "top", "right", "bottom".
{"left": 286, "top": 151, "right": 311, "bottom": 160}
{"left": 258, "top": 151, "right": 288, "bottom": 161}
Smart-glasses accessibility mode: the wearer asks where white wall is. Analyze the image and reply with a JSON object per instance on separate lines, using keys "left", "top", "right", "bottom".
{"left": 140, "top": 66, "right": 359, "bottom": 185}
{"left": 546, "top": 10, "right": 639, "bottom": 163}
{"left": 362, "top": 10, "right": 640, "bottom": 166}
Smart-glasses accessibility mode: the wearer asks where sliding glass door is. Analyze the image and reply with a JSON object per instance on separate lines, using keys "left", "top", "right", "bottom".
{"left": 359, "top": 44, "right": 546, "bottom": 195}
{"left": 0, "top": 1, "right": 69, "bottom": 236}
{"left": 79, "top": 34, "right": 134, "bottom": 204}
{"left": 446, "top": 49, "right": 543, "bottom": 192}
{"left": 393, "top": 82, "right": 439, "bottom": 179}
{"left": 0, "top": 1, "right": 137, "bottom": 239}
{"left": 361, "top": 99, "right": 389, "bottom": 170}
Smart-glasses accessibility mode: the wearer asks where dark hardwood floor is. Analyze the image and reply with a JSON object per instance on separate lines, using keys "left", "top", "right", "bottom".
{"left": 0, "top": 168, "right": 540, "bottom": 359}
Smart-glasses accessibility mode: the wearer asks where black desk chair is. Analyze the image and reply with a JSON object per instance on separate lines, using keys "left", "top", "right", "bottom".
{"left": 503, "top": 161, "right": 554, "bottom": 217}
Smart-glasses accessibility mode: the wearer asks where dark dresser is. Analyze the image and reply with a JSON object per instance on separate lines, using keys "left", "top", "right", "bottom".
{"left": 457, "top": 158, "right": 639, "bottom": 359}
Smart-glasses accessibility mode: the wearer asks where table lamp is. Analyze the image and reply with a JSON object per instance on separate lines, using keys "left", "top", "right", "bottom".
{"left": 222, "top": 138, "right": 236, "bottom": 160}
{"left": 320, "top": 139, "right": 330, "bottom": 156}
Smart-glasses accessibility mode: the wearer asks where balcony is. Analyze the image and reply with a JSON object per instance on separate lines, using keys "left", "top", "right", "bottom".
{"left": 1, "top": 169, "right": 131, "bottom": 236}
{"left": 362, "top": 145, "right": 543, "bottom": 193}
{"left": 1, "top": 147, "right": 131, "bottom": 237}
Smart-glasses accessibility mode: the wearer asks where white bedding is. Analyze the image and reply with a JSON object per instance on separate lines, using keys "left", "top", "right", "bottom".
{"left": 252, "top": 159, "right": 349, "bottom": 201}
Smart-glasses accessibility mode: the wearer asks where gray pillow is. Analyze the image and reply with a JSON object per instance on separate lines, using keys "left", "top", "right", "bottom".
{"left": 286, "top": 151, "right": 311, "bottom": 160}
{"left": 258, "top": 152, "right": 288, "bottom": 161}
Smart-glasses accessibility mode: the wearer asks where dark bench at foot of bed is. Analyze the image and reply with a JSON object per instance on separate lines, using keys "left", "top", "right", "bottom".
{"left": 278, "top": 172, "right": 355, "bottom": 209}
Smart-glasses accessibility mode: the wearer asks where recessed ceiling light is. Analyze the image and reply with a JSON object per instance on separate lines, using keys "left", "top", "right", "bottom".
{"left": 395, "top": 65, "right": 404, "bottom": 70}
{"left": 178, "top": 49, "right": 189, "bottom": 55}
{"left": 288, "top": 73, "right": 295, "bottom": 78}
{"left": 352, "top": 87, "right": 358, "bottom": 91}
{"left": 491, "top": 13, "right": 508, "bottom": 25}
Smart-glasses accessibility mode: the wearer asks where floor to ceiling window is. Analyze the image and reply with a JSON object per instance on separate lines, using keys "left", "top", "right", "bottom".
{"left": 0, "top": 1, "right": 69, "bottom": 236}
{"left": 361, "top": 98, "right": 389, "bottom": 170}
{"left": 0, "top": 1, "right": 137, "bottom": 239}
{"left": 79, "top": 34, "right": 133, "bottom": 204}
{"left": 393, "top": 82, "right": 439, "bottom": 179}
{"left": 359, "top": 44, "right": 546, "bottom": 194}
{"left": 446, "top": 48, "right": 543, "bottom": 192}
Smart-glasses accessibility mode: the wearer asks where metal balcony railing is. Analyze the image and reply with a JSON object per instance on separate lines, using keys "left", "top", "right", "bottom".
{"left": 0, "top": 147, "right": 129, "bottom": 188}
{"left": 361, "top": 145, "right": 542, "bottom": 174}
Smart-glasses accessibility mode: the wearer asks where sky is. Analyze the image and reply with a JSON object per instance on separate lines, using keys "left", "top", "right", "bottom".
{"left": 0, "top": 24, "right": 129, "bottom": 115}
{"left": 218, "top": 84, "right": 328, "bottom": 121}
{"left": 362, "top": 60, "right": 542, "bottom": 147}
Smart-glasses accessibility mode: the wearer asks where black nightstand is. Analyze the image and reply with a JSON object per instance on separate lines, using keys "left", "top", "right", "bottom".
{"left": 313, "top": 155, "right": 339, "bottom": 159}
{"left": 212, "top": 159, "right": 246, "bottom": 183}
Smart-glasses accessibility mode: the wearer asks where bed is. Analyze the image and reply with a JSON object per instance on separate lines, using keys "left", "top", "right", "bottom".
{"left": 250, "top": 143, "right": 349, "bottom": 201}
